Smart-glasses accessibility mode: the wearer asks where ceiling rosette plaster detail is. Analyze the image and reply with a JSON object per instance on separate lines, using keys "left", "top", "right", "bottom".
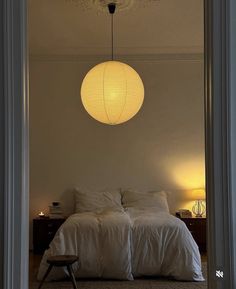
{"left": 66, "top": 0, "right": 160, "bottom": 12}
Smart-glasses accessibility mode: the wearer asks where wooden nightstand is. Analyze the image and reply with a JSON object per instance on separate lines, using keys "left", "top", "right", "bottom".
{"left": 180, "top": 217, "right": 207, "bottom": 253}
{"left": 33, "top": 218, "right": 66, "bottom": 254}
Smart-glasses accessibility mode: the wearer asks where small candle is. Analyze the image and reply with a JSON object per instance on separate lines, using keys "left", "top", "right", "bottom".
{"left": 39, "top": 211, "right": 45, "bottom": 217}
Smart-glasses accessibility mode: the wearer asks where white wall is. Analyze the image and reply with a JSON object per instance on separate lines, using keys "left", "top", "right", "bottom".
{"left": 29, "top": 57, "right": 205, "bottom": 245}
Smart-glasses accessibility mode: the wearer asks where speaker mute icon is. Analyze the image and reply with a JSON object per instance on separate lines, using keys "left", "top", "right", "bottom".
{"left": 216, "top": 270, "right": 224, "bottom": 278}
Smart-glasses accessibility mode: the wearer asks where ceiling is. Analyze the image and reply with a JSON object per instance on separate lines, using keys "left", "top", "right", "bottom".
{"left": 29, "top": 0, "right": 204, "bottom": 57}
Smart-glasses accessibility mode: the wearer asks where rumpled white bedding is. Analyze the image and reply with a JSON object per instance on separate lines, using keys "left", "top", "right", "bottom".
{"left": 37, "top": 209, "right": 204, "bottom": 281}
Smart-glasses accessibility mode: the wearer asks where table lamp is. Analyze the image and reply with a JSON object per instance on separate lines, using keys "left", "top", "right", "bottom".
{"left": 192, "top": 189, "right": 206, "bottom": 218}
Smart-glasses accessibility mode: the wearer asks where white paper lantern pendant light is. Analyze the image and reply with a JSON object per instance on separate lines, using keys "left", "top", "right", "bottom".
{"left": 81, "top": 3, "right": 144, "bottom": 125}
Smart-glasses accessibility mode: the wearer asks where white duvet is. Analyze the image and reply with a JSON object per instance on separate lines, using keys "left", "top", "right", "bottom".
{"left": 37, "top": 208, "right": 204, "bottom": 281}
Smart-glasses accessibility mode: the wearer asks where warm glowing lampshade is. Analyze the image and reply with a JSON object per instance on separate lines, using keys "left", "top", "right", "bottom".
{"left": 81, "top": 61, "right": 144, "bottom": 125}
{"left": 192, "top": 188, "right": 205, "bottom": 200}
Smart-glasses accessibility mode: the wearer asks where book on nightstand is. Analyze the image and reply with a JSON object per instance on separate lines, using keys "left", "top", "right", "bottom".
{"left": 48, "top": 203, "right": 64, "bottom": 219}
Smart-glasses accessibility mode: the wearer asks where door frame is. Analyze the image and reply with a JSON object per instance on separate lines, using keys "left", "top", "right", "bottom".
{"left": 205, "top": 0, "right": 236, "bottom": 288}
{"left": 1, "top": 0, "right": 236, "bottom": 289}
{"left": 2, "top": 0, "right": 29, "bottom": 288}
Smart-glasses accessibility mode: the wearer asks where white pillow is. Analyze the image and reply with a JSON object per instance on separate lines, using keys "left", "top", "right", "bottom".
{"left": 75, "top": 189, "right": 123, "bottom": 213}
{"left": 122, "top": 190, "right": 169, "bottom": 213}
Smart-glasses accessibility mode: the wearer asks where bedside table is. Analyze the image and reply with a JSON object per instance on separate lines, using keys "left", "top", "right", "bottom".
{"left": 33, "top": 218, "right": 66, "bottom": 254}
{"left": 180, "top": 217, "right": 206, "bottom": 253}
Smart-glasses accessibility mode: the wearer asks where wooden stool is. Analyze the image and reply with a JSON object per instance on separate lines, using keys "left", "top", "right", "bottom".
{"left": 38, "top": 255, "right": 79, "bottom": 289}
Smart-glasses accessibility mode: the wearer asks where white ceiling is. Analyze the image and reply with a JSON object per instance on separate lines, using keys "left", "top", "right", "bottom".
{"left": 29, "top": 0, "right": 204, "bottom": 56}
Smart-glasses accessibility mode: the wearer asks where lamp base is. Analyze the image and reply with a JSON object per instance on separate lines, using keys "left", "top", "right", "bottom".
{"left": 194, "top": 214, "right": 203, "bottom": 218}
{"left": 192, "top": 200, "right": 206, "bottom": 218}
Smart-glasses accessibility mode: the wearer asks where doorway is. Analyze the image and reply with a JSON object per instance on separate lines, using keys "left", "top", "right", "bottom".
{"left": 2, "top": 0, "right": 236, "bottom": 289}
{"left": 28, "top": 1, "right": 206, "bottom": 288}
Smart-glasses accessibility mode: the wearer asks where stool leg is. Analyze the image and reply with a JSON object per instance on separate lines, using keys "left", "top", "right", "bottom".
{"left": 38, "top": 264, "right": 53, "bottom": 289}
{"left": 67, "top": 265, "right": 78, "bottom": 289}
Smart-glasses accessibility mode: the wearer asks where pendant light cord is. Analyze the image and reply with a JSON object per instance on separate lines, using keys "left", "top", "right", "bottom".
{"left": 111, "top": 12, "right": 114, "bottom": 60}
{"left": 108, "top": 3, "right": 116, "bottom": 61}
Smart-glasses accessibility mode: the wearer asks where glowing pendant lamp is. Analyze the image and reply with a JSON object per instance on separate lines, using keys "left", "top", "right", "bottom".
{"left": 81, "top": 3, "right": 144, "bottom": 125}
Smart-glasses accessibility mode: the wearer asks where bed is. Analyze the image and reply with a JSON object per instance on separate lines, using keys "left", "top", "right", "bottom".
{"left": 37, "top": 189, "right": 204, "bottom": 282}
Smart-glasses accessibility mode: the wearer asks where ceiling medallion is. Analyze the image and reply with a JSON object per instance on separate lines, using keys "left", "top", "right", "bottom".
{"left": 66, "top": 0, "right": 160, "bottom": 12}
{"left": 92, "top": 0, "right": 134, "bottom": 12}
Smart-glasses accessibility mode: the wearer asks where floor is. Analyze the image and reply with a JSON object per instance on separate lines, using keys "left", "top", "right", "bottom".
{"left": 29, "top": 252, "right": 208, "bottom": 289}
{"left": 29, "top": 253, "right": 42, "bottom": 283}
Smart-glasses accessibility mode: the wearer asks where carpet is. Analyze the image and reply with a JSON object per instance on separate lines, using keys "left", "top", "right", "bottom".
{"left": 30, "top": 263, "right": 207, "bottom": 289}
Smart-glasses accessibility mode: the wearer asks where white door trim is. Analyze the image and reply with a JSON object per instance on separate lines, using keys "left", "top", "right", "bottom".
{"left": 1, "top": 0, "right": 236, "bottom": 289}
{"left": 3, "top": 0, "right": 29, "bottom": 289}
{"left": 205, "top": 0, "right": 236, "bottom": 288}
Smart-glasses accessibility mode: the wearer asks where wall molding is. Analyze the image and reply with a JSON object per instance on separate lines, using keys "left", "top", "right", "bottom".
{"left": 29, "top": 53, "right": 204, "bottom": 63}
{"left": 30, "top": 45, "right": 204, "bottom": 57}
